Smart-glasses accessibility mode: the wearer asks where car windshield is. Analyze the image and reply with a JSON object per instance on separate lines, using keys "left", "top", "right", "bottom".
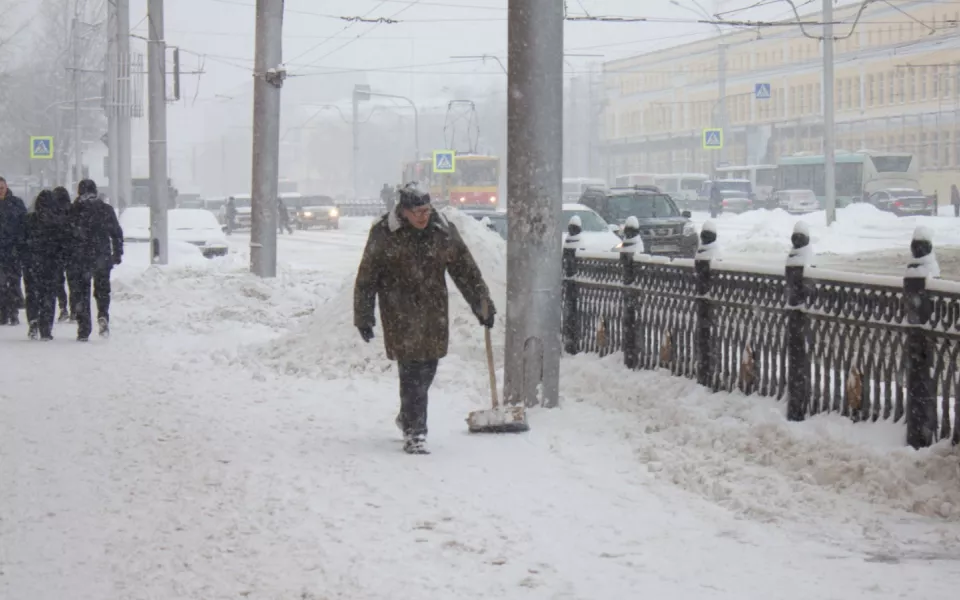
{"left": 232, "top": 197, "right": 251, "bottom": 208}
{"left": 888, "top": 189, "right": 924, "bottom": 198}
{"left": 563, "top": 210, "right": 609, "bottom": 232}
{"left": 681, "top": 178, "right": 705, "bottom": 191}
{"left": 301, "top": 195, "right": 335, "bottom": 207}
{"left": 716, "top": 180, "right": 752, "bottom": 193}
{"left": 605, "top": 194, "right": 679, "bottom": 220}
{"left": 455, "top": 160, "right": 498, "bottom": 186}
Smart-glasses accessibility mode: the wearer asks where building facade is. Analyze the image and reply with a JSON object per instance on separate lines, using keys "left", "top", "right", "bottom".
{"left": 599, "top": 0, "right": 960, "bottom": 196}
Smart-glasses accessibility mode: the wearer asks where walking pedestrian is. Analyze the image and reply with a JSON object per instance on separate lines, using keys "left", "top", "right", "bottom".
{"left": 21, "top": 190, "right": 70, "bottom": 341}
{"left": 354, "top": 184, "right": 495, "bottom": 454}
{"left": 380, "top": 183, "right": 395, "bottom": 215}
{"left": 224, "top": 197, "right": 237, "bottom": 235}
{"left": 68, "top": 179, "right": 123, "bottom": 342}
{"left": 951, "top": 183, "right": 959, "bottom": 218}
{"left": 0, "top": 176, "right": 27, "bottom": 325}
{"left": 52, "top": 186, "right": 73, "bottom": 321}
{"left": 277, "top": 197, "right": 293, "bottom": 234}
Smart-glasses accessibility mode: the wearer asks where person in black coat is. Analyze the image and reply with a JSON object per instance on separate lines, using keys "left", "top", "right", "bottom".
{"left": 0, "top": 176, "right": 27, "bottom": 326}
{"left": 69, "top": 179, "right": 123, "bottom": 342}
{"left": 52, "top": 186, "right": 74, "bottom": 321}
{"left": 21, "top": 190, "right": 70, "bottom": 340}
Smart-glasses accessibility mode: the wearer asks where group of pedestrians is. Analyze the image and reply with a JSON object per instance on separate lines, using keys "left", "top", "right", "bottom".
{"left": 0, "top": 178, "right": 124, "bottom": 342}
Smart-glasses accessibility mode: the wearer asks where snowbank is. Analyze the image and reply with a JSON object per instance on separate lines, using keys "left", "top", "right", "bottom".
{"left": 557, "top": 354, "right": 960, "bottom": 530}
{"left": 245, "top": 208, "right": 508, "bottom": 385}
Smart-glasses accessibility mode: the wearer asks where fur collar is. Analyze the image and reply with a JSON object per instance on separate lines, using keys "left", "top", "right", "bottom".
{"left": 387, "top": 206, "right": 449, "bottom": 233}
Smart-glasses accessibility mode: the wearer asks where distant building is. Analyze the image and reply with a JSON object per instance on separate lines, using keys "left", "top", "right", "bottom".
{"left": 599, "top": 0, "right": 960, "bottom": 195}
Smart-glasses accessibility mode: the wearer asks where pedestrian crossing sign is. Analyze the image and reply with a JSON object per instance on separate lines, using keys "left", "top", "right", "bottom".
{"left": 702, "top": 129, "right": 723, "bottom": 150}
{"left": 433, "top": 150, "right": 456, "bottom": 174}
{"left": 30, "top": 136, "right": 54, "bottom": 159}
{"left": 755, "top": 83, "right": 772, "bottom": 99}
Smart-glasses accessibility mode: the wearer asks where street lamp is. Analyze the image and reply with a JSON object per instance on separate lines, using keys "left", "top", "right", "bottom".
{"left": 671, "top": 0, "right": 727, "bottom": 166}
{"left": 352, "top": 84, "right": 421, "bottom": 200}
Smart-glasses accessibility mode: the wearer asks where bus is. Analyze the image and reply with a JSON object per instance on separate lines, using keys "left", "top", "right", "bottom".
{"left": 714, "top": 164, "right": 777, "bottom": 206}
{"left": 402, "top": 154, "right": 500, "bottom": 210}
{"left": 776, "top": 150, "right": 920, "bottom": 207}
{"left": 563, "top": 177, "right": 607, "bottom": 203}
{"left": 653, "top": 173, "right": 709, "bottom": 208}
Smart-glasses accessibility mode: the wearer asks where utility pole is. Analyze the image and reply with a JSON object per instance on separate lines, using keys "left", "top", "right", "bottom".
{"left": 106, "top": 0, "right": 120, "bottom": 201}
{"left": 117, "top": 0, "right": 133, "bottom": 211}
{"left": 823, "top": 0, "right": 836, "bottom": 225}
{"left": 250, "top": 0, "right": 285, "bottom": 278}
{"left": 504, "top": 0, "right": 563, "bottom": 409}
{"left": 717, "top": 41, "right": 727, "bottom": 166}
{"left": 147, "top": 0, "right": 169, "bottom": 264}
{"left": 73, "top": 15, "right": 83, "bottom": 186}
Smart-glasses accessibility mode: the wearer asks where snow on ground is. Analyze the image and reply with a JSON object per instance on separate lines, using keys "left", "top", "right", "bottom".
{"left": 3, "top": 211, "right": 960, "bottom": 599}
{"left": 690, "top": 204, "right": 960, "bottom": 259}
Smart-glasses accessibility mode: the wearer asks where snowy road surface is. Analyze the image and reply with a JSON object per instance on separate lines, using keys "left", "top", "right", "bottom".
{"left": 3, "top": 211, "right": 960, "bottom": 599}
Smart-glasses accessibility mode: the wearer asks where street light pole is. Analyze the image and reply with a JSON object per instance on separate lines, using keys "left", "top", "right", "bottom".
{"left": 823, "top": 0, "right": 837, "bottom": 225}
{"left": 73, "top": 16, "right": 83, "bottom": 185}
{"left": 366, "top": 91, "right": 420, "bottom": 161}
{"left": 504, "top": 0, "right": 563, "bottom": 409}
{"left": 147, "top": 0, "right": 169, "bottom": 264}
{"left": 250, "top": 0, "right": 285, "bottom": 278}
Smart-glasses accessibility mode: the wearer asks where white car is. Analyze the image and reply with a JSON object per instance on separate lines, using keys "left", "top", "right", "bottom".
{"left": 561, "top": 203, "right": 626, "bottom": 253}
{"left": 120, "top": 206, "right": 230, "bottom": 258}
{"left": 775, "top": 189, "right": 819, "bottom": 214}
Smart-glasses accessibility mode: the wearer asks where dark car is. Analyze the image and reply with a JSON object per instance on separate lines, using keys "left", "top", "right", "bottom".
{"left": 867, "top": 188, "right": 934, "bottom": 217}
{"left": 579, "top": 186, "right": 699, "bottom": 258}
{"left": 293, "top": 194, "right": 340, "bottom": 229}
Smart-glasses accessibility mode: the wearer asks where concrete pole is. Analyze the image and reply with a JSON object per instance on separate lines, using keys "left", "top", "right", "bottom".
{"left": 106, "top": 0, "right": 120, "bottom": 202}
{"left": 117, "top": 0, "right": 133, "bottom": 212}
{"left": 504, "top": 0, "right": 563, "bottom": 409}
{"left": 147, "top": 0, "right": 169, "bottom": 264}
{"left": 73, "top": 16, "right": 83, "bottom": 186}
{"left": 823, "top": 0, "right": 837, "bottom": 225}
{"left": 717, "top": 41, "right": 727, "bottom": 167}
{"left": 249, "top": 0, "right": 284, "bottom": 278}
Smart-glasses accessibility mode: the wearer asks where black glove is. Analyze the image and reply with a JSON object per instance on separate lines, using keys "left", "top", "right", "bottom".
{"left": 475, "top": 301, "right": 495, "bottom": 329}
{"left": 358, "top": 326, "right": 374, "bottom": 343}
{"left": 113, "top": 254, "right": 122, "bottom": 266}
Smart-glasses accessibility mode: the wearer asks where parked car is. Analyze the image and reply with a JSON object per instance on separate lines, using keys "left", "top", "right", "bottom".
{"left": 561, "top": 203, "right": 627, "bottom": 252}
{"left": 120, "top": 206, "right": 229, "bottom": 258}
{"left": 579, "top": 186, "right": 698, "bottom": 257}
{"left": 867, "top": 188, "right": 934, "bottom": 216}
{"left": 293, "top": 194, "right": 340, "bottom": 229}
{"left": 699, "top": 179, "right": 756, "bottom": 214}
{"left": 775, "top": 189, "right": 820, "bottom": 214}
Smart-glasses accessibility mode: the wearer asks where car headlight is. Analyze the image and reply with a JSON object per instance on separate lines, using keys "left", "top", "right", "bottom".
{"left": 683, "top": 222, "right": 697, "bottom": 236}
{"left": 303, "top": 211, "right": 313, "bottom": 217}
{"left": 459, "top": 197, "right": 466, "bottom": 203}
{"left": 329, "top": 208, "right": 339, "bottom": 217}
{"left": 489, "top": 196, "right": 497, "bottom": 204}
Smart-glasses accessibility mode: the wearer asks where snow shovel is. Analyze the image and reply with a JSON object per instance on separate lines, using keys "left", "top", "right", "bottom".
{"left": 466, "top": 322, "right": 530, "bottom": 434}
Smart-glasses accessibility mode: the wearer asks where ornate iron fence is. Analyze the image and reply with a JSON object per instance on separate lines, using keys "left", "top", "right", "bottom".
{"left": 562, "top": 223, "right": 960, "bottom": 449}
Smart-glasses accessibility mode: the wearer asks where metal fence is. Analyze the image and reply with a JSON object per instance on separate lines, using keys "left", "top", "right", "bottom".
{"left": 562, "top": 225, "right": 960, "bottom": 449}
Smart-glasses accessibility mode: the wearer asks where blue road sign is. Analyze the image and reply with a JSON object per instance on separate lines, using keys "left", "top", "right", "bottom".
{"left": 755, "top": 83, "right": 772, "bottom": 100}
{"left": 702, "top": 128, "right": 723, "bottom": 150}
{"left": 433, "top": 150, "right": 456, "bottom": 173}
{"left": 30, "top": 136, "right": 54, "bottom": 159}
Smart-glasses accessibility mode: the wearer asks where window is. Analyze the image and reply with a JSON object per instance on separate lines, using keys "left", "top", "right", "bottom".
{"left": 889, "top": 70, "right": 896, "bottom": 103}
{"left": 877, "top": 72, "right": 885, "bottom": 104}
{"left": 872, "top": 155, "right": 913, "bottom": 172}
{"left": 908, "top": 68, "right": 916, "bottom": 102}
{"left": 867, "top": 74, "right": 875, "bottom": 106}
{"left": 919, "top": 66, "right": 927, "bottom": 100}
{"left": 933, "top": 66, "right": 940, "bottom": 97}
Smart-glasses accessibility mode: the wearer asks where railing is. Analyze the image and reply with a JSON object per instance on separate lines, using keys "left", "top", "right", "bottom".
{"left": 562, "top": 222, "right": 959, "bottom": 449}
{"left": 337, "top": 199, "right": 385, "bottom": 217}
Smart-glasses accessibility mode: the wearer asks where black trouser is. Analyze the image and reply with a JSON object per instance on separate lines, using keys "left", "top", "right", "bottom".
{"left": 954, "top": 203, "right": 959, "bottom": 217}
{"left": 69, "top": 263, "right": 112, "bottom": 338}
{"left": 398, "top": 359, "right": 439, "bottom": 437}
{"left": 23, "top": 262, "right": 57, "bottom": 338}
{"left": 0, "top": 256, "right": 21, "bottom": 324}
{"left": 278, "top": 219, "right": 292, "bottom": 234}
{"left": 56, "top": 264, "right": 68, "bottom": 314}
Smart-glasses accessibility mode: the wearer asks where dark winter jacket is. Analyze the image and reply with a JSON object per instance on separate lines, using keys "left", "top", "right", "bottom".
{"left": 0, "top": 190, "right": 27, "bottom": 259}
{"left": 70, "top": 193, "right": 124, "bottom": 269}
{"left": 952, "top": 184, "right": 959, "bottom": 206}
{"left": 21, "top": 191, "right": 70, "bottom": 275}
{"left": 354, "top": 208, "right": 492, "bottom": 361}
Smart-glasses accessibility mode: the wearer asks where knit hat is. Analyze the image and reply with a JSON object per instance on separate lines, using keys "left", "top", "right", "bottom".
{"left": 397, "top": 183, "right": 430, "bottom": 209}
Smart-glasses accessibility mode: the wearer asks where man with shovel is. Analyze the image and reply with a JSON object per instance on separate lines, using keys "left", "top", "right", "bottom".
{"left": 354, "top": 183, "right": 495, "bottom": 455}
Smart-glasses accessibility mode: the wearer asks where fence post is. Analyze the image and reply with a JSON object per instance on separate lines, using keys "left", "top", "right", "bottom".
{"left": 785, "top": 222, "right": 812, "bottom": 422}
{"left": 620, "top": 216, "right": 641, "bottom": 370}
{"left": 904, "top": 227, "right": 936, "bottom": 449}
{"left": 562, "top": 217, "right": 582, "bottom": 355}
{"left": 694, "top": 222, "right": 717, "bottom": 388}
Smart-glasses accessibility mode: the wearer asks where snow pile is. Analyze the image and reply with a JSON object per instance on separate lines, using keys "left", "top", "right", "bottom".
{"left": 245, "top": 208, "right": 508, "bottom": 386}
{"left": 558, "top": 354, "right": 960, "bottom": 534}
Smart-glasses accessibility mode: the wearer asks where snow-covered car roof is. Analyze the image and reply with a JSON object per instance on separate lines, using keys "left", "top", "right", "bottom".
{"left": 714, "top": 178, "right": 751, "bottom": 183}
{"left": 562, "top": 203, "right": 600, "bottom": 212}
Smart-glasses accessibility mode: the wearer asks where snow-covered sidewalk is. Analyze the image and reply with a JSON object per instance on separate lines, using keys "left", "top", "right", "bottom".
{"left": 3, "top": 214, "right": 960, "bottom": 599}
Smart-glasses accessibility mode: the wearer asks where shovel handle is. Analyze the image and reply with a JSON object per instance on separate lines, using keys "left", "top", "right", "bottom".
{"left": 484, "top": 326, "right": 499, "bottom": 409}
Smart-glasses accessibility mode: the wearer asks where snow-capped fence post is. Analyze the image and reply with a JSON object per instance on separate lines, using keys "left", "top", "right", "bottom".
{"left": 785, "top": 222, "right": 812, "bottom": 422}
{"left": 562, "top": 217, "right": 582, "bottom": 355}
{"left": 620, "top": 217, "right": 642, "bottom": 370}
{"left": 694, "top": 222, "right": 717, "bottom": 388}
{"left": 904, "top": 226, "right": 937, "bottom": 449}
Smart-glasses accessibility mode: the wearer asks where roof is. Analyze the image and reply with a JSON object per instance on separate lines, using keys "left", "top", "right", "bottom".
{"left": 562, "top": 203, "right": 599, "bottom": 211}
